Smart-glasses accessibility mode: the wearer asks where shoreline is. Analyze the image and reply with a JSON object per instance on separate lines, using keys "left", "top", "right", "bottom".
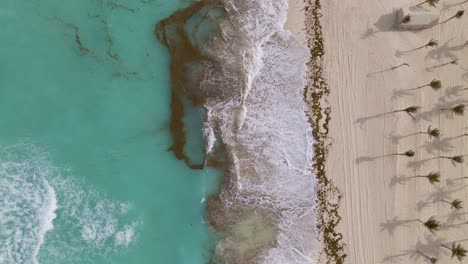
{"left": 159, "top": 1, "right": 319, "bottom": 263}
{"left": 287, "top": 0, "right": 347, "bottom": 262}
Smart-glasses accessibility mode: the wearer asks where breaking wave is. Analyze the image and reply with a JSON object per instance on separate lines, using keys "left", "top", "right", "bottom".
{"left": 156, "top": 0, "right": 317, "bottom": 263}
{"left": 0, "top": 143, "right": 140, "bottom": 264}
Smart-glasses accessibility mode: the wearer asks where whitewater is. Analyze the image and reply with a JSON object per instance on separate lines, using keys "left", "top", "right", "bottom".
{"left": 0, "top": 144, "right": 140, "bottom": 264}
{"left": 157, "top": 0, "right": 318, "bottom": 263}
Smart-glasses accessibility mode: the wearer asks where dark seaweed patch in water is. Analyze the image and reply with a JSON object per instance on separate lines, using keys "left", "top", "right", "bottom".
{"left": 154, "top": 0, "right": 225, "bottom": 170}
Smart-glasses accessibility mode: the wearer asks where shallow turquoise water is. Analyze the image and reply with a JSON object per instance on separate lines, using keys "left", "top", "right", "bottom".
{"left": 0, "top": 0, "right": 219, "bottom": 263}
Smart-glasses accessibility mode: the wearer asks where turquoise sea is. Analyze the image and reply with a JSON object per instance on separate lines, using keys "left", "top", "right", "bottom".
{"left": 0, "top": 0, "right": 220, "bottom": 263}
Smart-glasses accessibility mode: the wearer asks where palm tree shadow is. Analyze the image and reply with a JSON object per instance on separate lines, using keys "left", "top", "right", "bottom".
{"left": 426, "top": 39, "right": 458, "bottom": 62}
{"left": 439, "top": 85, "right": 465, "bottom": 102}
{"left": 391, "top": 89, "right": 414, "bottom": 101}
{"left": 390, "top": 175, "right": 412, "bottom": 187}
{"left": 407, "top": 159, "right": 432, "bottom": 171}
{"left": 414, "top": 99, "right": 468, "bottom": 122}
{"left": 389, "top": 133, "right": 402, "bottom": 145}
{"left": 356, "top": 154, "right": 391, "bottom": 164}
{"left": 420, "top": 138, "right": 455, "bottom": 155}
{"left": 413, "top": 235, "right": 449, "bottom": 258}
{"left": 361, "top": 25, "right": 380, "bottom": 39}
{"left": 383, "top": 235, "right": 448, "bottom": 263}
{"left": 428, "top": 185, "right": 468, "bottom": 202}
{"left": 444, "top": 0, "right": 468, "bottom": 10}
{"left": 380, "top": 216, "right": 412, "bottom": 235}
{"left": 417, "top": 200, "right": 432, "bottom": 212}
{"left": 445, "top": 211, "right": 468, "bottom": 224}
{"left": 462, "top": 67, "right": 468, "bottom": 81}
{"left": 355, "top": 113, "right": 387, "bottom": 128}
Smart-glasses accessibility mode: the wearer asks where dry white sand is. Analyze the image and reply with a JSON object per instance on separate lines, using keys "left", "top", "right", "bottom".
{"left": 319, "top": 0, "right": 468, "bottom": 263}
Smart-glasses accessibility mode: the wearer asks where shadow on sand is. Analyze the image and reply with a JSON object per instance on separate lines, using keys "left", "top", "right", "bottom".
{"left": 382, "top": 234, "right": 448, "bottom": 263}
{"left": 414, "top": 99, "right": 468, "bottom": 122}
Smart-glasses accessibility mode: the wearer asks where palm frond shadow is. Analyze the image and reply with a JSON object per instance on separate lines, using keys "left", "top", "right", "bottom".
{"left": 444, "top": 0, "right": 468, "bottom": 10}
{"left": 462, "top": 67, "right": 468, "bottom": 81}
{"left": 420, "top": 137, "right": 455, "bottom": 155}
{"left": 439, "top": 85, "right": 465, "bottom": 102}
{"left": 425, "top": 39, "right": 461, "bottom": 62}
{"left": 390, "top": 175, "right": 412, "bottom": 187}
{"left": 444, "top": 210, "right": 468, "bottom": 224}
{"left": 383, "top": 234, "right": 448, "bottom": 263}
{"left": 389, "top": 133, "right": 402, "bottom": 145}
{"left": 414, "top": 99, "right": 468, "bottom": 122}
{"left": 428, "top": 185, "right": 468, "bottom": 202}
{"left": 361, "top": 26, "right": 380, "bottom": 39}
{"left": 441, "top": 220, "right": 468, "bottom": 230}
{"left": 391, "top": 88, "right": 414, "bottom": 101}
{"left": 407, "top": 159, "right": 432, "bottom": 171}
{"left": 380, "top": 216, "right": 413, "bottom": 235}
{"left": 417, "top": 200, "right": 432, "bottom": 212}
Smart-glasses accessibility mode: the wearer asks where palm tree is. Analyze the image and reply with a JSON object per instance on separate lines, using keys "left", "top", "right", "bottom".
{"left": 442, "top": 104, "right": 465, "bottom": 115}
{"left": 441, "top": 242, "right": 468, "bottom": 262}
{"left": 426, "top": 126, "right": 441, "bottom": 138}
{"left": 408, "top": 39, "right": 439, "bottom": 52}
{"left": 438, "top": 59, "right": 459, "bottom": 67}
{"left": 401, "top": 15, "right": 411, "bottom": 24}
{"left": 406, "top": 126, "right": 440, "bottom": 139}
{"left": 416, "top": 0, "right": 440, "bottom": 7}
{"left": 410, "top": 171, "right": 440, "bottom": 184}
{"left": 414, "top": 216, "right": 440, "bottom": 233}
{"left": 390, "top": 15, "right": 411, "bottom": 30}
{"left": 440, "top": 199, "right": 463, "bottom": 210}
{"left": 410, "top": 79, "right": 442, "bottom": 91}
{"left": 392, "top": 106, "right": 420, "bottom": 119}
{"left": 436, "top": 155, "right": 464, "bottom": 166}
{"left": 441, "top": 10, "right": 465, "bottom": 24}
{"left": 394, "top": 150, "right": 416, "bottom": 157}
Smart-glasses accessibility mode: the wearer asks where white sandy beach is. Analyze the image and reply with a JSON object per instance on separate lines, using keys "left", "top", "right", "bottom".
{"left": 322, "top": 0, "right": 468, "bottom": 263}
{"left": 288, "top": 0, "right": 468, "bottom": 263}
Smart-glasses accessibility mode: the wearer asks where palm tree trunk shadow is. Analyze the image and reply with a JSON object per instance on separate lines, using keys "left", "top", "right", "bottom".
{"left": 356, "top": 154, "right": 394, "bottom": 164}
{"left": 355, "top": 113, "right": 388, "bottom": 128}
{"left": 368, "top": 63, "right": 409, "bottom": 76}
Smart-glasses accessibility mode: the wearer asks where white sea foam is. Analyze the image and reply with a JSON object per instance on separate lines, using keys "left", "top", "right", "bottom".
{"left": 0, "top": 143, "right": 140, "bottom": 263}
{"left": 0, "top": 145, "right": 58, "bottom": 264}
{"left": 200, "top": 0, "right": 317, "bottom": 262}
